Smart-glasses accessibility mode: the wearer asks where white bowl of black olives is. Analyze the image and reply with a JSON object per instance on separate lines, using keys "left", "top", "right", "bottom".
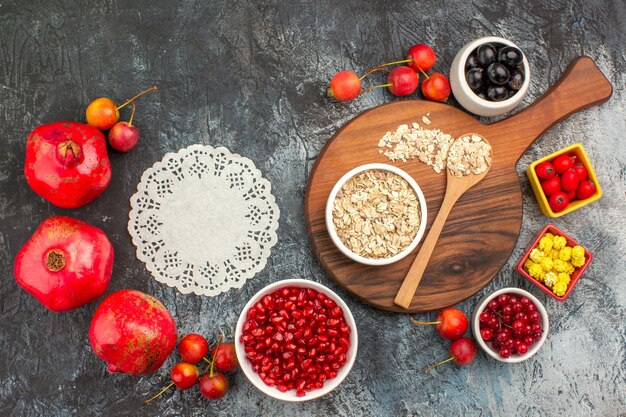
{"left": 450, "top": 36, "right": 530, "bottom": 116}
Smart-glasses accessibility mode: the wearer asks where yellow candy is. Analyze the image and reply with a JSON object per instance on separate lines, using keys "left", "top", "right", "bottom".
{"left": 528, "top": 263, "right": 544, "bottom": 280}
{"left": 550, "top": 249, "right": 560, "bottom": 260}
{"left": 571, "top": 256, "right": 585, "bottom": 268}
{"left": 559, "top": 247, "right": 572, "bottom": 262}
{"left": 554, "top": 259, "right": 568, "bottom": 272}
{"left": 540, "top": 258, "right": 554, "bottom": 272}
{"left": 553, "top": 281, "right": 568, "bottom": 297}
{"left": 571, "top": 245, "right": 585, "bottom": 260}
{"left": 553, "top": 235, "right": 567, "bottom": 250}
{"left": 529, "top": 248, "right": 544, "bottom": 263}
{"left": 524, "top": 259, "right": 536, "bottom": 271}
{"left": 544, "top": 271, "right": 558, "bottom": 288}
{"left": 544, "top": 232, "right": 555, "bottom": 240}
{"left": 566, "top": 263, "right": 575, "bottom": 274}
{"left": 557, "top": 272, "right": 571, "bottom": 286}
{"left": 538, "top": 236, "right": 553, "bottom": 252}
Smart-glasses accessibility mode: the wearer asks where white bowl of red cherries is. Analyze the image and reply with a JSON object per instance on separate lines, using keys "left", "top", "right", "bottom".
{"left": 472, "top": 287, "right": 548, "bottom": 363}
{"left": 235, "top": 279, "right": 358, "bottom": 401}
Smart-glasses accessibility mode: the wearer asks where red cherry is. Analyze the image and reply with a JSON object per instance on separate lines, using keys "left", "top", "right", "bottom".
{"left": 517, "top": 343, "right": 529, "bottom": 354}
{"left": 421, "top": 72, "right": 451, "bottom": 102}
{"left": 199, "top": 372, "right": 229, "bottom": 399}
{"left": 170, "top": 362, "right": 200, "bottom": 390}
{"left": 411, "top": 307, "right": 468, "bottom": 341}
{"left": 549, "top": 191, "right": 570, "bottom": 212}
{"left": 576, "top": 180, "right": 596, "bottom": 200}
{"left": 535, "top": 161, "right": 555, "bottom": 180}
{"left": 552, "top": 154, "right": 575, "bottom": 174}
{"left": 540, "top": 177, "right": 562, "bottom": 197}
{"left": 327, "top": 71, "right": 362, "bottom": 101}
{"left": 480, "top": 328, "right": 493, "bottom": 341}
{"left": 407, "top": 44, "right": 436, "bottom": 72}
{"left": 574, "top": 162, "right": 588, "bottom": 181}
{"left": 499, "top": 348, "right": 512, "bottom": 358}
{"left": 179, "top": 334, "right": 210, "bottom": 364}
{"left": 561, "top": 168, "right": 580, "bottom": 192}
{"left": 425, "top": 337, "right": 477, "bottom": 372}
{"left": 212, "top": 343, "right": 239, "bottom": 372}
{"left": 387, "top": 66, "right": 419, "bottom": 96}
{"left": 108, "top": 121, "right": 139, "bottom": 152}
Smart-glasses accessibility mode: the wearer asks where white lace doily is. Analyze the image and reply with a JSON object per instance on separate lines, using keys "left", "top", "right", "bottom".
{"left": 128, "top": 144, "right": 280, "bottom": 296}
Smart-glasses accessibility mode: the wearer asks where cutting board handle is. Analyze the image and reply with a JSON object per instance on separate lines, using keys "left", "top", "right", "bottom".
{"left": 492, "top": 56, "right": 613, "bottom": 159}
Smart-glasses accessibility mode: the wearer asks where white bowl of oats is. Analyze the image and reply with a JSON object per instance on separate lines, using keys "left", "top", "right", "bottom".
{"left": 326, "top": 163, "right": 427, "bottom": 266}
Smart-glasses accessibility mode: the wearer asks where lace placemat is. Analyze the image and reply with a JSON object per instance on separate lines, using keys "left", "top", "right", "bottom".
{"left": 128, "top": 144, "right": 280, "bottom": 296}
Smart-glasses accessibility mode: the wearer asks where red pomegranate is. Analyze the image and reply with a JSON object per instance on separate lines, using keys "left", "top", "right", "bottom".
{"left": 89, "top": 290, "right": 178, "bottom": 375}
{"left": 14, "top": 216, "right": 113, "bottom": 312}
{"left": 24, "top": 121, "right": 111, "bottom": 208}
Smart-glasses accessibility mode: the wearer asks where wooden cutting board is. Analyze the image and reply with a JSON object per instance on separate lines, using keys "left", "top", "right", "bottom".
{"left": 304, "top": 56, "right": 612, "bottom": 313}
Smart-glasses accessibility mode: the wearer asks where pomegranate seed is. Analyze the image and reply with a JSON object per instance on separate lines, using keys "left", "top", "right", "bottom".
{"left": 297, "top": 290, "right": 306, "bottom": 305}
{"left": 280, "top": 288, "right": 290, "bottom": 297}
{"left": 327, "top": 318, "right": 340, "bottom": 327}
{"left": 308, "top": 348, "right": 317, "bottom": 358}
{"left": 301, "top": 359, "right": 313, "bottom": 369}
{"left": 304, "top": 306, "right": 315, "bottom": 318}
{"left": 327, "top": 329, "right": 339, "bottom": 338}
{"left": 303, "top": 328, "right": 312, "bottom": 340}
{"left": 286, "top": 358, "right": 296, "bottom": 370}
{"left": 316, "top": 314, "right": 328, "bottom": 323}
{"left": 297, "top": 346, "right": 306, "bottom": 354}
{"left": 306, "top": 289, "right": 317, "bottom": 299}
{"left": 313, "top": 299, "right": 323, "bottom": 311}
{"left": 339, "top": 324, "right": 350, "bottom": 334}
{"left": 314, "top": 381, "right": 323, "bottom": 389}
{"left": 297, "top": 379, "right": 307, "bottom": 391}
{"left": 330, "top": 307, "right": 343, "bottom": 318}
{"left": 277, "top": 384, "right": 288, "bottom": 392}
{"left": 326, "top": 354, "right": 335, "bottom": 362}
{"left": 323, "top": 298, "right": 336, "bottom": 309}
{"left": 271, "top": 316, "right": 284, "bottom": 324}
{"left": 307, "top": 337, "right": 318, "bottom": 347}
{"left": 284, "top": 300, "right": 294, "bottom": 310}
{"left": 296, "top": 389, "right": 306, "bottom": 397}
{"left": 319, "top": 374, "right": 327, "bottom": 382}
{"left": 328, "top": 371, "right": 337, "bottom": 379}
{"left": 292, "top": 310, "right": 302, "bottom": 319}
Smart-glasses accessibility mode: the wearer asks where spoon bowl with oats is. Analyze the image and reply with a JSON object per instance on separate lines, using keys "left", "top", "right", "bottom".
{"left": 394, "top": 134, "right": 493, "bottom": 309}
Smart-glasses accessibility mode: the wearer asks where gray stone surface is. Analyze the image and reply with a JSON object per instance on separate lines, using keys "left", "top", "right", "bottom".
{"left": 0, "top": 1, "right": 624, "bottom": 416}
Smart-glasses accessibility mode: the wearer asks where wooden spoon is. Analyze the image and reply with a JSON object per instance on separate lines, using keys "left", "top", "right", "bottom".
{"left": 394, "top": 134, "right": 492, "bottom": 309}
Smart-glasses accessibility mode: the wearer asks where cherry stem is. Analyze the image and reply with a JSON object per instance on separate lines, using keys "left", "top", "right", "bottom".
{"left": 202, "top": 333, "right": 223, "bottom": 377}
{"left": 425, "top": 356, "right": 454, "bottom": 373}
{"left": 128, "top": 101, "right": 137, "bottom": 126}
{"left": 361, "top": 58, "right": 412, "bottom": 80}
{"left": 410, "top": 317, "right": 442, "bottom": 326}
{"left": 487, "top": 307, "right": 513, "bottom": 330}
{"left": 117, "top": 86, "right": 157, "bottom": 110}
{"left": 416, "top": 65, "right": 430, "bottom": 79}
{"left": 144, "top": 381, "right": 174, "bottom": 404}
{"left": 359, "top": 83, "right": 392, "bottom": 96}
{"left": 359, "top": 66, "right": 392, "bottom": 80}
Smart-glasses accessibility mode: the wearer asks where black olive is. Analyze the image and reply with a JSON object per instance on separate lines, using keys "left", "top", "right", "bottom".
{"left": 487, "top": 63, "right": 510, "bottom": 85}
{"left": 477, "top": 44, "right": 496, "bottom": 67}
{"left": 487, "top": 85, "right": 508, "bottom": 101}
{"left": 508, "top": 69, "right": 525, "bottom": 90}
{"left": 497, "top": 46, "right": 524, "bottom": 67}
{"left": 465, "top": 54, "right": 480, "bottom": 71}
{"left": 476, "top": 91, "right": 488, "bottom": 101}
{"left": 466, "top": 67, "right": 486, "bottom": 92}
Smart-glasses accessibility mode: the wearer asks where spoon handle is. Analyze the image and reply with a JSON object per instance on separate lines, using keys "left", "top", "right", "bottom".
{"left": 394, "top": 190, "right": 461, "bottom": 309}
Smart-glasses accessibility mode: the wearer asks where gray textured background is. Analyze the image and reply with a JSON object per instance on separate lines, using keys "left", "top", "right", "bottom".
{"left": 1, "top": 1, "right": 625, "bottom": 416}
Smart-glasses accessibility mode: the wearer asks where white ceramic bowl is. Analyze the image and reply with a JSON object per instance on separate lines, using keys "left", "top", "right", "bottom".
{"left": 235, "top": 279, "right": 358, "bottom": 402}
{"left": 471, "top": 287, "right": 549, "bottom": 363}
{"left": 450, "top": 36, "right": 530, "bottom": 116}
{"left": 325, "top": 163, "right": 428, "bottom": 266}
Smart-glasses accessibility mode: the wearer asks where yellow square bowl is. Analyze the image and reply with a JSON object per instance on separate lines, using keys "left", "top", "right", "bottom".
{"left": 526, "top": 143, "right": 602, "bottom": 217}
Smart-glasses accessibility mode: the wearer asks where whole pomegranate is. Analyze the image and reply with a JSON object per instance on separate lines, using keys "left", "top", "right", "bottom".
{"left": 24, "top": 121, "right": 111, "bottom": 208}
{"left": 89, "top": 290, "right": 177, "bottom": 375}
{"left": 14, "top": 216, "right": 113, "bottom": 312}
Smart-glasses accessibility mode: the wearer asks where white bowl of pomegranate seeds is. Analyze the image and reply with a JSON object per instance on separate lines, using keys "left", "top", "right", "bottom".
{"left": 235, "top": 279, "right": 358, "bottom": 401}
{"left": 472, "top": 287, "right": 549, "bottom": 363}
